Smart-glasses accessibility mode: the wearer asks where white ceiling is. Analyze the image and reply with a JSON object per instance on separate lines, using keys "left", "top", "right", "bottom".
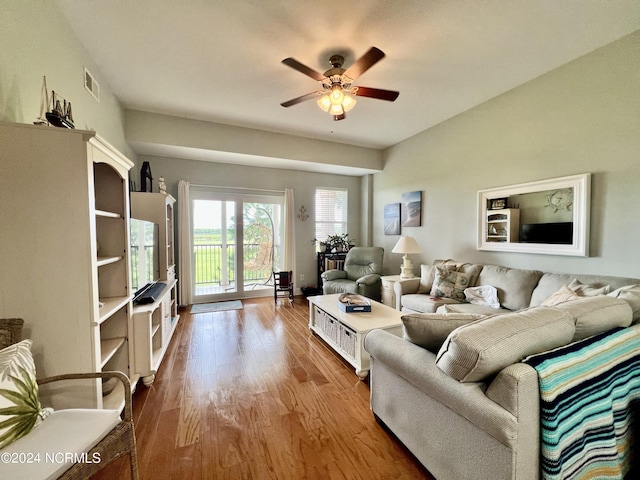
{"left": 58, "top": 0, "right": 640, "bottom": 151}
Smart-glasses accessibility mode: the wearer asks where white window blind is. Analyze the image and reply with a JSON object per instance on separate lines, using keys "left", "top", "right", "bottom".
{"left": 315, "top": 187, "right": 348, "bottom": 240}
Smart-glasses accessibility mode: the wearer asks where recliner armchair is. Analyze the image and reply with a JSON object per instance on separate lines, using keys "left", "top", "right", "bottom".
{"left": 321, "top": 247, "right": 384, "bottom": 301}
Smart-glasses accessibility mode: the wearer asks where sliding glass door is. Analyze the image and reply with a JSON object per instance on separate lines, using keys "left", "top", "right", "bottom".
{"left": 190, "top": 188, "right": 283, "bottom": 303}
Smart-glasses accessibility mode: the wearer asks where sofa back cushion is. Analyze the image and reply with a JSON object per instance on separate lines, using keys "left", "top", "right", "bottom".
{"left": 551, "top": 295, "right": 632, "bottom": 341}
{"left": 436, "top": 306, "right": 575, "bottom": 382}
{"left": 401, "top": 312, "right": 486, "bottom": 352}
{"left": 477, "top": 265, "right": 543, "bottom": 311}
{"left": 530, "top": 272, "right": 640, "bottom": 307}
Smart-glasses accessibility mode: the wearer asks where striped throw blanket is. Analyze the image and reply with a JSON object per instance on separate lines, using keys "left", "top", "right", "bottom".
{"left": 523, "top": 327, "right": 640, "bottom": 480}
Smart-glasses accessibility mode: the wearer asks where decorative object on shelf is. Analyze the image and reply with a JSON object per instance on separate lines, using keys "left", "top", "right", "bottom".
{"left": 489, "top": 197, "right": 507, "bottom": 210}
{"left": 546, "top": 188, "right": 573, "bottom": 213}
{"left": 34, "top": 76, "right": 49, "bottom": 125}
{"left": 45, "top": 89, "right": 74, "bottom": 129}
{"left": 392, "top": 235, "right": 422, "bottom": 278}
{"left": 401, "top": 191, "right": 422, "bottom": 227}
{"left": 297, "top": 205, "right": 309, "bottom": 221}
{"left": 158, "top": 176, "right": 167, "bottom": 194}
{"left": 325, "top": 233, "right": 351, "bottom": 252}
{"left": 384, "top": 203, "right": 401, "bottom": 235}
{"left": 140, "top": 161, "right": 153, "bottom": 192}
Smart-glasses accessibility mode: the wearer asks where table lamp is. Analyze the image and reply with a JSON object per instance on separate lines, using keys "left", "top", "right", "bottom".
{"left": 392, "top": 236, "right": 422, "bottom": 278}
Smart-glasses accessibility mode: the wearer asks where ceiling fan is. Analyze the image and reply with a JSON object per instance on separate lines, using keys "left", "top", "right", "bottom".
{"left": 280, "top": 46, "right": 399, "bottom": 121}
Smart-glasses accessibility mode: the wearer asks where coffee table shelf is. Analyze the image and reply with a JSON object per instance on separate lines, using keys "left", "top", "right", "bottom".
{"left": 307, "top": 294, "right": 403, "bottom": 379}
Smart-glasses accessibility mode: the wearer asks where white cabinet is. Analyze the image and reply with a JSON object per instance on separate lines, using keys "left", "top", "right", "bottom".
{"left": 485, "top": 208, "right": 520, "bottom": 243}
{"left": 380, "top": 275, "right": 402, "bottom": 308}
{"left": 130, "top": 192, "right": 179, "bottom": 385}
{"left": 0, "top": 121, "right": 138, "bottom": 410}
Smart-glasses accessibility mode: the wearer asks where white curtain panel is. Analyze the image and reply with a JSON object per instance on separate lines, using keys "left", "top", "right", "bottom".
{"left": 178, "top": 180, "right": 192, "bottom": 306}
{"left": 284, "top": 188, "right": 296, "bottom": 274}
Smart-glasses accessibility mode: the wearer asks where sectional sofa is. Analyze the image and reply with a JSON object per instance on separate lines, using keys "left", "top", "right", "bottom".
{"left": 364, "top": 260, "right": 640, "bottom": 480}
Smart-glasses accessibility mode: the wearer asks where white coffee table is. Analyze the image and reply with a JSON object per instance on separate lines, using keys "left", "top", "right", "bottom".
{"left": 307, "top": 294, "right": 403, "bottom": 379}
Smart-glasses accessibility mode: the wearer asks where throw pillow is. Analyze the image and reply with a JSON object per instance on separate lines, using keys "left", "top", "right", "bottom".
{"left": 541, "top": 284, "right": 581, "bottom": 306}
{"left": 608, "top": 284, "right": 640, "bottom": 324}
{"left": 0, "top": 339, "right": 52, "bottom": 449}
{"left": 430, "top": 265, "right": 472, "bottom": 302}
{"left": 464, "top": 285, "right": 500, "bottom": 308}
{"left": 568, "top": 279, "right": 611, "bottom": 296}
{"left": 436, "top": 306, "right": 575, "bottom": 382}
{"left": 401, "top": 313, "right": 486, "bottom": 352}
{"left": 417, "top": 265, "right": 436, "bottom": 294}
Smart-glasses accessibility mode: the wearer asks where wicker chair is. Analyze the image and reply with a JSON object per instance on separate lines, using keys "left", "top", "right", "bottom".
{"left": 0, "top": 318, "right": 139, "bottom": 480}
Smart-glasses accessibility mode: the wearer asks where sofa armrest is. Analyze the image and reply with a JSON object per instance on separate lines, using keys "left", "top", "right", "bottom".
{"left": 38, "top": 371, "right": 133, "bottom": 420}
{"left": 365, "top": 329, "right": 521, "bottom": 446}
{"left": 485, "top": 363, "right": 539, "bottom": 418}
{"left": 393, "top": 278, "right": 421, "bottom": 310}
{"left": 321, "top": 269, "right": 347, "bottom": 281}
{"left": 356, "top": 273, "right": 381, "bottom": 286}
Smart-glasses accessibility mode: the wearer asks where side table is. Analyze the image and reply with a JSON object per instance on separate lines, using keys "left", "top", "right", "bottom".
{"left": 381, "top": 275, "right": 403, "bottom": 308}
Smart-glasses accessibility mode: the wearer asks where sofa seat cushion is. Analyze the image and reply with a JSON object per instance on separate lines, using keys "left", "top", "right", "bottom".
{"left": 436, "top": 306, "right": 575, "bottom": 382}
{"left": 551, "top": 295, "right": 633, "bottom": 341}
{"left": 0, "top": 408, "right": 120, "bottom": 480}
{"left": 401, "top": 294, "right": 461, "bottom": 314}
{"left": 322, "top": 278, "right": 359, "bottom": 295}
{"left": 401, "top": 312, "right": 486, "bottom": 352}
{"left": 478, "top": 265, "right": 542, "bottom": 311}
{"left": 437, "top": 303, "right": 510, "bottom": 316}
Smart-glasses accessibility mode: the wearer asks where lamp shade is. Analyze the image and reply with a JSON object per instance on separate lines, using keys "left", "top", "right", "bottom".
{"left": 392, "top": 236, "right": 422, "bottom": 254}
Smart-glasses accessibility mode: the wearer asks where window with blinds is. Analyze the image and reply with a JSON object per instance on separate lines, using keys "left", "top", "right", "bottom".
{"left": 315, "top": 187, "right": 348, "bottom": 240}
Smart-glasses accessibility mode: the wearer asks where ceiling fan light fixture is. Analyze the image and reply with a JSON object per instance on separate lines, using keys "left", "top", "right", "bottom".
{"left": 317, "top": 94, "right": 331, "bottom": 112}
{"left": 342, "top": 94, "right": 356, "bottom": 112}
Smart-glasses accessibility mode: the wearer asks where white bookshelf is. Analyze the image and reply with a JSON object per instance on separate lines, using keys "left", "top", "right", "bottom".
{"left": 0, "top": 121, "right": 139, "bottom": 409}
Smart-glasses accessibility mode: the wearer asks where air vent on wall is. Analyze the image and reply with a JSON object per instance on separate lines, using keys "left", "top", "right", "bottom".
{"left": 84, "top": 67, "right": 100, "bottom": 103}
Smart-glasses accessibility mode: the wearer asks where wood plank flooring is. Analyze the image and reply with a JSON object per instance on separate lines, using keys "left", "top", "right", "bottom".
{"left": 94, "top": 296, "right": 435, "bottom": 480}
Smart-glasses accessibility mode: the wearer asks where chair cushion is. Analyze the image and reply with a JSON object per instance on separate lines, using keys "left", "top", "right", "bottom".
{"left": 0, "top": 339, "right": 52, "bottom": 449}
{"left": 1, "top": 409, "right": 121, "bottom": 480}
{"left": 401, "top": 312, "right": 486, "bottom": 352}
{"left": 322, "top": 279, "right": 359, "bottom": 295}
{"left": 436, "top": 306, "right": 575, "bottom": 382}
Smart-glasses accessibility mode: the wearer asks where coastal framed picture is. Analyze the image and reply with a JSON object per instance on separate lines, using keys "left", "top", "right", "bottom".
{"left": 401, "top": 191, "right": 422, "bottom": 227}
{"left": 384, "top": 203, "right": 401, "bottom": 235}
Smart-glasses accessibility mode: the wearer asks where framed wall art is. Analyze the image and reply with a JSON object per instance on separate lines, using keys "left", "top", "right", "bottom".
{"left": 384, "top": 203, "right": 401, "bottom": 235}
{"left": 401, "top": 191, "right": 422, "bottom": 227}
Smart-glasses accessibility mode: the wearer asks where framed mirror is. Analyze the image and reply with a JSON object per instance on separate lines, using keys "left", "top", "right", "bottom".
{"left": 477, "top": 173, "right": 591, "bottom": 256}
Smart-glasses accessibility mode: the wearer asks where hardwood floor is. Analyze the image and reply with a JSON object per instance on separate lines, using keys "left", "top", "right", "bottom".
{"left": 95, "top": 296, "right": 435, "bottom": 480}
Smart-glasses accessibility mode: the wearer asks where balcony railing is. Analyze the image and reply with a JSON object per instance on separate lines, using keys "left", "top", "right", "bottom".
{"left": 194, "top": 243, "right": 271, "bottom": 286}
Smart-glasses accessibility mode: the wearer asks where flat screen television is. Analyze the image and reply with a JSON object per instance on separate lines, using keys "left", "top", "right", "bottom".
{"left": 519, "top": 222, "right": 573, "bottom": 244}
{"left": 130, "top": 218, "right": 160, "bottom": 302}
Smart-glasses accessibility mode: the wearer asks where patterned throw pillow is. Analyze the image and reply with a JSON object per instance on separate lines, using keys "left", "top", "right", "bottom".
{"left": 430, "top": 265, "right": 472, "bottom": 301}
{"left": 0, "top": 339, "right": 52, "bottom": 449}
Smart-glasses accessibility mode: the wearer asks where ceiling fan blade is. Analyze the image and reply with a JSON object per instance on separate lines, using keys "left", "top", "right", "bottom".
{"left": 281, "top": 58, "right": 326, "bottom": 82}
{"left": 343, "top": 47, "right": 385, "bottom": 80}
{"left": 352, "top": 86, "right": 399, "bottom": 102}
{"left": 280, "top": 91, "right": 323, "bottom": 108}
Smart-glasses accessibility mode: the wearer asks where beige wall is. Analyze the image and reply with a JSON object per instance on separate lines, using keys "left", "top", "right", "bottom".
{"left": 0, "top": 1, "right": 133, "bottom": 158}
{"left": 374, "top": 30, "right": 640, "bottom": 277}
{"left": 137, "top": 155, "right": 362, "bottom": 289}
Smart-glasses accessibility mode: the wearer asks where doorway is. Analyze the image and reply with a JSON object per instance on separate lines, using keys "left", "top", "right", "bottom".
{"left": 190, "top": 189, "right": 283, "bottom": 303}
